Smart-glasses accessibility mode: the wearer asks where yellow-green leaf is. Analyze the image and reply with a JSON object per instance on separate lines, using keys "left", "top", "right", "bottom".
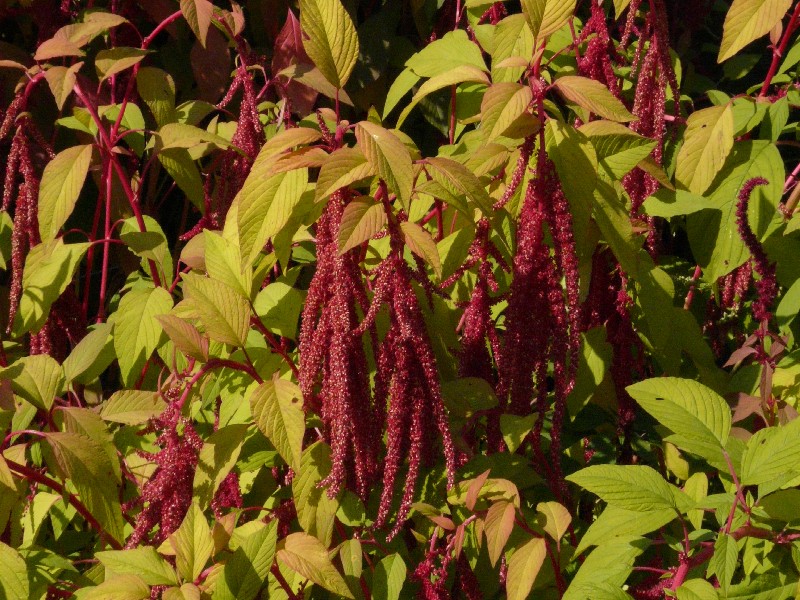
{"left": 13, "top": 240, "right": 90, "bottom": 335}
{"left": 484, "top": 500, "right": 516, "bottom": 566}
{"left": 553, "top": 76, "right": 636, "bottom": 123}
{"left": 277, "top": 532, "right": 354, "bottom": 598}
{"left": 95, "top": 47, "right": 149, "bottom": 82}
{"left": 355, "top": 121, "right": 413, "bottom": 210}
{"left": 249, "top": 375, "right": 304, "bottom": 471}
{"left": 99, "top": 390, "right": 166, "bottom": 425}
{"left": 293, "top": 442, "right": 339, "bottom": 546}
{"left": 675, "top": 104, "right": 734, "bottom": 195}
{"left": 44, "top": 432, "right": 125, "bottom": 544}
{"left": 38, "top": 144, "right": 93, "bottom": 243}
{"left": 537, "top": 501, "right": 572, "bottom": 543}
{"left": 426, "top": 156, "right": 493, "bottom": 216}
{"left": 520, "top": 0, "right": 577, "bottom": 41}
{"left": 181, "top": 272, "right": 251, "bottom": 347}
{"left": 0, "top": 354, "right": 64, "bottom": 411}
{"left": 396, "top": 65, "right": 489, "bottom": 128}
{"left": 480, "top": 82, "right": 538, "bottom": 142}
{"left": 315, "top": 146, "right": 373, "bottom": 203}
{"left": 193, "top": 424, "right": 248, "bottom": 509}
{"left": 718, "top": 0, "right": 793, "bottom": 62}
{"left": 63, "top": 322, "right": 115, "bottom": 384}
{"left": 44, "top": 62, "right": 83, "bottom": 110}
{"left": 109, "top": 285, "right": 173, "bottom": 387}
{"left": 299, "top": 0, "right": 359, "bottom": 89}
{"left": 155, "top": 314, "right": 209, "bottom": 362}
{"left": 400, "top": 221, "right": 442, "bottom": 279}
{"left": 506, "top": 536, "right": 547, "bottom": 600}
{"left": 181, "top": 0, "right": 214, "bottom": 47}
{"left": 338, "top": 196, "right": 387, "bottom": 254}
{"left": 0, "top": 542, "right": 29, "bottom": 600}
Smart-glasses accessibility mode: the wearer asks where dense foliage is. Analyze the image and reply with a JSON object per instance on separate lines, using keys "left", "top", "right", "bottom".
{"left": 2, "top": 0, "right": 800, "bottom": 597}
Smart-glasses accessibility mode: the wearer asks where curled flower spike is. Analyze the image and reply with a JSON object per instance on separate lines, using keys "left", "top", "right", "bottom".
{"left": 736, "top": 177, "right": 777, "bottom": 323}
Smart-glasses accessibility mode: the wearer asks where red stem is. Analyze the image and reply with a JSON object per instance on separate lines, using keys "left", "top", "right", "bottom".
{"left": 759, "top": 1, "right": 800, "bottom": 98}
{"left": 5, "top": 458, "right": 123, "bottom": 549}
{"left": 72, "top": 82, "right": 163, "bottom": 288}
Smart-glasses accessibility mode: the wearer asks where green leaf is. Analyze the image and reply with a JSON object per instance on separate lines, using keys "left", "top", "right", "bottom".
{"left": 193, "top": 424, "right": 248, "bottom": 509}
{"left": 564, "top": 537, "right": 647, "bottom": 600}
{"left": 44, "top": 62, "right": 83, "bottom": 110}
{"left": 338, "top": 196, "right": 387, "bottom": 254}
{"left": 169, "top": 502, "right": 213, "bottom": 583}
{"left": 253, "top": 282, "right": 306, "bottom": 340}
{"left": 643, "top": 189, "right": 716, "bottom": 218}
{"left": 277, "top": 533, "right": 354, "bottom": 598}
{"left": 38, "top": 144, "right": 93, "bottom": 243}
{"left": 384, "top": 68, "right": 420, "bottom": 118}
{"left": 372, "top": 554, "right": 407, "bottom": 600}
{"left": 520, "top": 0, "right": 576, "bottom": 41}
{"left": 355, "top": 121, "right": 413, "bottom": 210}
{"left": 0, "top": 456, "right": 20, "bottom": 534}
{"left": 506, "top": 536, "right": 546, "bottom": 600}
{"left": 722, "top": 572, "right": 800, "bottom": 598}
{"left": 567, "top": 465, "right": 690, "bottom": 513}
{"left": 120, "top": 215, "right": 173, "bottom": 285}
{"left": 480, "top": 82, "right": 538, "bottom": 142}
{"left": 99, "top": 390, "right": 165, "bottom": 425}
{"left": 626, "top": 378, "right": 731, "bottom": 466}
{"left": 688, "top": 140, "right": 783, "bottom": 282}
{"left": 740, "top": 418, "right": 800, "bottom": 486}
{"left": 537, "top": 501, "right": 572, "bottom": 543}
{"left": 574, "top": 505, "right": 675, "bottom": 556}
{"left": 158, "top": 148, "right": 204, "bottom": 209}
{"left": 44, "top": 432, "right": 125, "bottom": 544}
{"left": 396, "top": 65, "right": 490, "bottom": 128}
{"left": 500, "top": 414, "right": 536, "bottom": 453}
{"left": 591, "top": 181, "right": 643, "bottom": 277}
{"left": 299, "top": 0, "right": 359, "bottom": 89}
{"left": 675, "top": 104, "right": 735, "bottom": 195}
{"left": 0, "top": 542, "right": 29, "bottom": 600}
{"left": 425, "top": 156, "right": 494, "bottom": 216}
{"left": 237, "top": 169, "right": 309, "bottom": 265}
{"left": 0, "top": 354, "right": 64, "bottom": 410}
{"left": 718, "top": 0, "right": 793, "bottom": 62}
{"left": 676, "top": 579, "right": 718, "bottom": 600}
{"left": 553, "top": 76, "right": 635, "bottom": 122}
{"left": 79, "top": 574, "right": 151, "bottom": 600}
{"left": 203, "top": 230, "right": 251, "bottom": 299}
{"left": 137, "top": 67, "right": 176, "bottom": 126}
{"left": 13, "top": 239, "right": 90, "bottom": 335}
{"left": 249, "top": 375, "right": 304, "bottom": 471}
{"left": 214, "top": 521, "right": 278, "bottom": 600}
{"left": 293, "top": 441, "right": 339, "bottom": 546}
{"left": 63, "top": 323, "right": 115, "bottom": 384}
{"left": 109, "top": 285, "right": 172, "bottom": 387}
{"left": 95, "top": 47, "right": 149, "bottom": 82}
{"left": 708, "top": 533, "right": 738, "bottom": 591}
{"left": 405, "top": 30, "right": 487, "bottom": 78}
{"left": 484, "top": 500, "right": 516, "bottom": 566}
{"left": 580, "top": 120, "right": 657, "bottom": 180}
{"left": 96, "top": 547, "right": 178, "bottom": 586}
{"left": 338, "top": 538, "right": 362, "bottom": 597}
{"left": 400, "top": 221, "right": 442, "bottom": 279}
{"left": 315, "top": 147, "right": 373, "bottom": 203}
{"left": 181, "top": 0, "right": 214, "bottom": 47}
{"left": 181, "top": 272, "right": 251, "bottom": 347}
{"left": 155, "top": 315, "right": 209, "bottom": 362}
{"left": 492, "top": 14, "right": 535, "bottom": 83}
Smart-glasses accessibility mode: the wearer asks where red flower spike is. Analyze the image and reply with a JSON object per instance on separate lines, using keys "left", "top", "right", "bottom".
{"left": 736, "top": 178, "right": 777, "bottom": 324}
